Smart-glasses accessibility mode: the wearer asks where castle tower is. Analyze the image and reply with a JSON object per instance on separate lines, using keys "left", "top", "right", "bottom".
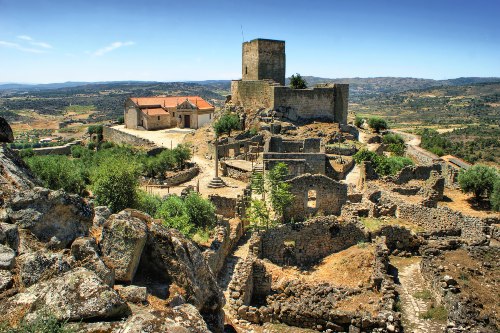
{"left": 242, "top": 38, "right": 286, "bottom": 86}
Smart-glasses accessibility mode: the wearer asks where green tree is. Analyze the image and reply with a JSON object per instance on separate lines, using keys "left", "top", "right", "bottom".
{"left": 213, "top": 113, "right": 240, "bottom": 137}
{"left": 155, "top": 195, "right": 194, "bottom": 236}
{"left": 376, "top": 156, "right": 413, "bottom": 176}
{"left": 266, "top": 162, "right": 294, "bottom": 220}
{"left": 251, "top": 171, "right": 264, "bottom": 194}
{"left": 354, "top": 115, "right": 364, "bottom": 128}
{"left": 353, "top": 149, "right": 381, "bottom": 165}
{"left": 367, "top": 117, "right": 388, "bottom": 133}
{"left": 184, "top": 191, "right": 216, "bottom": 230}
{"left": 91, "top": 157, "right": 141, "bottom": 212}
{"left": 383, "top": 133, "right": 406, "bottom": 156}
{"left": 490, "top": 179, "right": 500, "bottom": 211}
{"left": 247, "top": 199, "right": 272, "bottom": 230}
{"left": 458, "top": 164, "right": 499, "bottom": 200}
{"left": 172, "top": 144, "right": 192, "bottom": 169}
{"left": 289, "top": 73, "right": 307, "bottom": 89}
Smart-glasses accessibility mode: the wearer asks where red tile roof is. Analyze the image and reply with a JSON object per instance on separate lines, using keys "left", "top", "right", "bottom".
{"left": 142, "top": 108, "right": 169, "bottom": 116}
{"left": 130, "top": 96, "right": 214, "bottom": 110}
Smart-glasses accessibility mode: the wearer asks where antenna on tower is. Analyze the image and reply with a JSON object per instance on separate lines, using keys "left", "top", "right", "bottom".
{"left": 241, "top": 25, "right": 244, "bottom": 42}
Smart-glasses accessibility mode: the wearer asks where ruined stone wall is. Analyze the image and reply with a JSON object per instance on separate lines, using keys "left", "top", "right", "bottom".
{"left": 284, "top": 174, "right": 348, "bottom": 221}
{"left": 333, "top": 84, "right": 349, "bottom": 124}
{"left": 102, "top": 126, "right": 155, "bottom": 148}
{"left": 272, "top": 86, "right": 336, "bottom": 122}
{"left": 406, "top": 144, "right": 439, "bottom": 165}
{"left": 242, "top": 39, "right": 286, "bottom": 86}
{"left": 260, "top": 217, "right": 366, "bottom": 266}
{"left": 281, "top": 140, "right": 303, "bottom": 153}
{"left": 230, "top": 80, "right": 274, "bottom": 110}
{"left": 390, "top": 164, "right": 442, "bottom": 184}
{"left": 216, "top": 134, "right": 264, "bottom": 158}
{"left": 163, "top": 165, "right": 199, "bottom": 186}
{"left": 264, "top": 153, "right": 325, "bottom": 176}
{"left": 208, "top": 195, "right": 237, "bottom": 218}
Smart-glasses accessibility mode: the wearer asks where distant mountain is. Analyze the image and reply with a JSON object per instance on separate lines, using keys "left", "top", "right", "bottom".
{"left": 3, "top": 77, "right": 500, "bottom": 96}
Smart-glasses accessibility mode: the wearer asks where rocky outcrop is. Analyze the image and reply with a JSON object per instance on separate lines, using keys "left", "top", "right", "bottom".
{"left": 0, "top": 244, "right": 15, "bottom": 269}
{"left": 0, "top": 223, "right": 19, "bottom": 252}
{"left": 100, "top": 211, "right": 148, "bottom": 282}
{"left": 0, "top": 267, "right": 130, "bottom": 322}
{"left": 93, "top": 205, "right": 111, "bottom": 228}
{"left": 17, "top": 250, "right": 72, "bottom": 287}
{"left": 6, "top": 188, "right": 93, "bottom": 248}
{"left": 71, "top": 237, "right": 115, "bottom": 287}
{"left": 138, "top": 222, "right": 225, "bottom": 331}
{"left": 0, "top": 117, "right": 14, "bottom": 143}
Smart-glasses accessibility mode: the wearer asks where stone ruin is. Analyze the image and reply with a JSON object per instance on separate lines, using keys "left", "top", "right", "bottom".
{"left": 226, "top": 217, "right": 401, "bottom": 332}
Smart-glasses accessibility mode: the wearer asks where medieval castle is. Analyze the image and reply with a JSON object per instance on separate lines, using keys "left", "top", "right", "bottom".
{"left": 231, "top": 38, "right": 349, "bottom": 124}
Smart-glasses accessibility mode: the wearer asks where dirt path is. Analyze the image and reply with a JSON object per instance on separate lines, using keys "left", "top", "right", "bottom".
{"left": 395, "top": 258, "right": 446, "bottom": 333}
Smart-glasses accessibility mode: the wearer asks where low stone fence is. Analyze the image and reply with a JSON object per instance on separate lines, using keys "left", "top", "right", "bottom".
{"left": 325, "top": 144, "right": 357, "bottom": 156}
{"left": 164, "top": 164, "right": 199, "bottom": 186}
{"left": 406, "top": 144, "right": 439, "bottom": 165}
{"left": 102, "top": 126, "right": 156, "bottom": 148}
{"left": 31, "top": 141, "right": 81, "bottom": 156}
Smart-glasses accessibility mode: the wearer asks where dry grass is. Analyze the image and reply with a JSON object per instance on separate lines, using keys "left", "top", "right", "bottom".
{"left": 264, "top": 244, "right": 375, "bottom": 288}
{"left": 439, "top": 188, "right": 499, "bottom": 218}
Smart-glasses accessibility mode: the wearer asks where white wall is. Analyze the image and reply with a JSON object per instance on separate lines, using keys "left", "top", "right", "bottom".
{"left": 197, "top": 113, "right": 213, "bottom": 128}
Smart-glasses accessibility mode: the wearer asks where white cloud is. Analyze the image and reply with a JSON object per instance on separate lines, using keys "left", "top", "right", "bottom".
{"left": 92, "top": 41, "right": 135, "bottom": 56}
{"left": 0, "top": 40, "right": 45, "bottom": 53}
{"left": 17, "top": 35, "right": 52, "bottom": 49}
{"left": 17, "top": 35, "right": 32, "bottom": 41}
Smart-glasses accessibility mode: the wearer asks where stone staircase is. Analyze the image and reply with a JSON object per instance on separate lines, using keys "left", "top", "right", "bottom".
{"left": 207, "top": 176, "right": 226, "bottom": 188}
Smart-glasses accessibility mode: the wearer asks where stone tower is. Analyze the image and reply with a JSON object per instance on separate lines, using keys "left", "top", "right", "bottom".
{"left": 242, "top": 38, "right": 286, "bottom": 86}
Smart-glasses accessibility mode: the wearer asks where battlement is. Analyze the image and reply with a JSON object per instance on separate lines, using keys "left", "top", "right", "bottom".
{"left": 242, "top": 38, "right": 286, "bottom": 85}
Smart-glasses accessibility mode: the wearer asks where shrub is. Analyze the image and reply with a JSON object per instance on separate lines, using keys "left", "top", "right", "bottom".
{"left": 248, "top": 199, "right": 271, "bottom": 230}
{"left": 266, "top": 162, "right": 294, "bottom": 220}
{"left": 91, "top": 157, "right": 141, "bottom": 212}
{"left": 117, "top": 116, "right": 124, "bottom": 124}
{"left": 213, "top": 113, "right": 240, "bottom": 137}
{"left": 354, "top": 115, "right": 364, "bottom": 128}
{"left": 421, "top": 304, "right": 448, "bottom": 321}
{"left": 376, "top": 156, "right": 413, "bottom": 176}
{"left": 367, "top": 117, "right": 388, "bottom": 133}
{"left": 155, "top": 195, "right": 194, "bottom": 236}
{"left": 25, "top": 155, "right": 86, "bottom": 194}
{"left": 289, "top": 73, "right": 307, "bottom": 89}
{"left": 18, "top": 148, "right": 35, "bottom": 158}
{"left": 0, "top": 311, "right": 74, "bottom": 333}
{"left": 87, "top": 125, "right": 103, "bottom": 135}
{"left": 353, "top": 149, "right": 381, "bottom": 165}
{"left": 184, "top": 191, "right": 216, "bottom": 230}
{"left": 172, "top": 144, "right": 192, "bottom": 169}
{"left": 458, "top": 164, "right": 499, "bottom": 200}
{"left": 134, "top": 190, "right": 162, "bottom": 217}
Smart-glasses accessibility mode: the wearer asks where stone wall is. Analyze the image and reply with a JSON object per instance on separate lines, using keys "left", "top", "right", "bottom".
{"left": 264, "top": 153, "right": 326, "bottom": 176}
{"left": 406, "top": 144, "right": 439, "bottom": 165}
{"left": 164, "top": 165, "right": 199, "bottom": 186}
{"left": 30, "top": 141, "right": 81, "bottom": 156}
{"left": 208, "top": 195, "right": 237, "bottom": 218}
{"left": 102, "top": 126, "right": 155, "bottom": 148}
{"left": 260, "top": 216, "right": 366, "bottom": 266}
{"left": 390, "top": 164, "right": 442, "bottom": 184}
{"left": 230, "top": 80, "right": 274, "bottom": 110}
{"left": 272, "top": 86, "right": 336, "bottom": 122}
{"left": 284, "top": 174, "right": 348, "bottom": 222}
{"left": 221, "top": 162, "right": 251, "bottom": 182}
{"left": 216, "top": 135, "right": 264, "bottom": 158}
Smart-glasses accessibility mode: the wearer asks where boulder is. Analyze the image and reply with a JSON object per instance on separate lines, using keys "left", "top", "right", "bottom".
{"left": 117, "top": 304, "right": 210, "bottom": 333}
{"left": 100, "top": 210, "right": 148, "bottom": 282}
{"left": 17, "top": 250, "right": 72, "bottom": 288}
{"left": 71, "top": 237, "right": 115, "bottom": 286}
{"left": 7, "top": 187, "right": 93, "bottom": 248}
{"left": 0, "top": 117, "right": 14, "bottom": 143}
{"left": 0, "top": 223, "right": 19, "bottom": 252}
{"left": 115, "top": 285, "right": 148, "bottom": 303}
{"left": 0, "top": 244, "right": 15, "bottom": 269}
{"left": 93, "top": 206, "right": 112, "bottom": 228}
{"left": 0, "top": 267, "right": 130, "bottom": 322}
{"left": 0, "top": 145, "right": 37, "bottom": 196}
{"left": 0, "top": 270, "right": 13, "bottom": 292}
{"left": 138, "top": 222, "right": 224, "bottom": 331}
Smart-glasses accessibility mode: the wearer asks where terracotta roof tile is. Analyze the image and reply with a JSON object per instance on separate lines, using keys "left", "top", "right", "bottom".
{"left": 131, "top": 96, "right": 214, "bottom": 110}
{"left": 142, "top": 108, "right": 169, "bottom": 116}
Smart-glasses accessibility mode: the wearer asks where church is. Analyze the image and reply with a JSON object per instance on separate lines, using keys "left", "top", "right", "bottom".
{"left": 124, "top": 96, "right": 215, "bottom": 130}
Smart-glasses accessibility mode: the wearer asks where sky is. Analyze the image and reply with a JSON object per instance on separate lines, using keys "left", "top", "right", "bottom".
{"left": 0, "top": 0, "right": 499, "bottom": 83}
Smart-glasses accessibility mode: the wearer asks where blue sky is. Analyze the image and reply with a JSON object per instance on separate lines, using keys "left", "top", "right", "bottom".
{"left": 0, "top": 0, "right": 499, "bottom": 83}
